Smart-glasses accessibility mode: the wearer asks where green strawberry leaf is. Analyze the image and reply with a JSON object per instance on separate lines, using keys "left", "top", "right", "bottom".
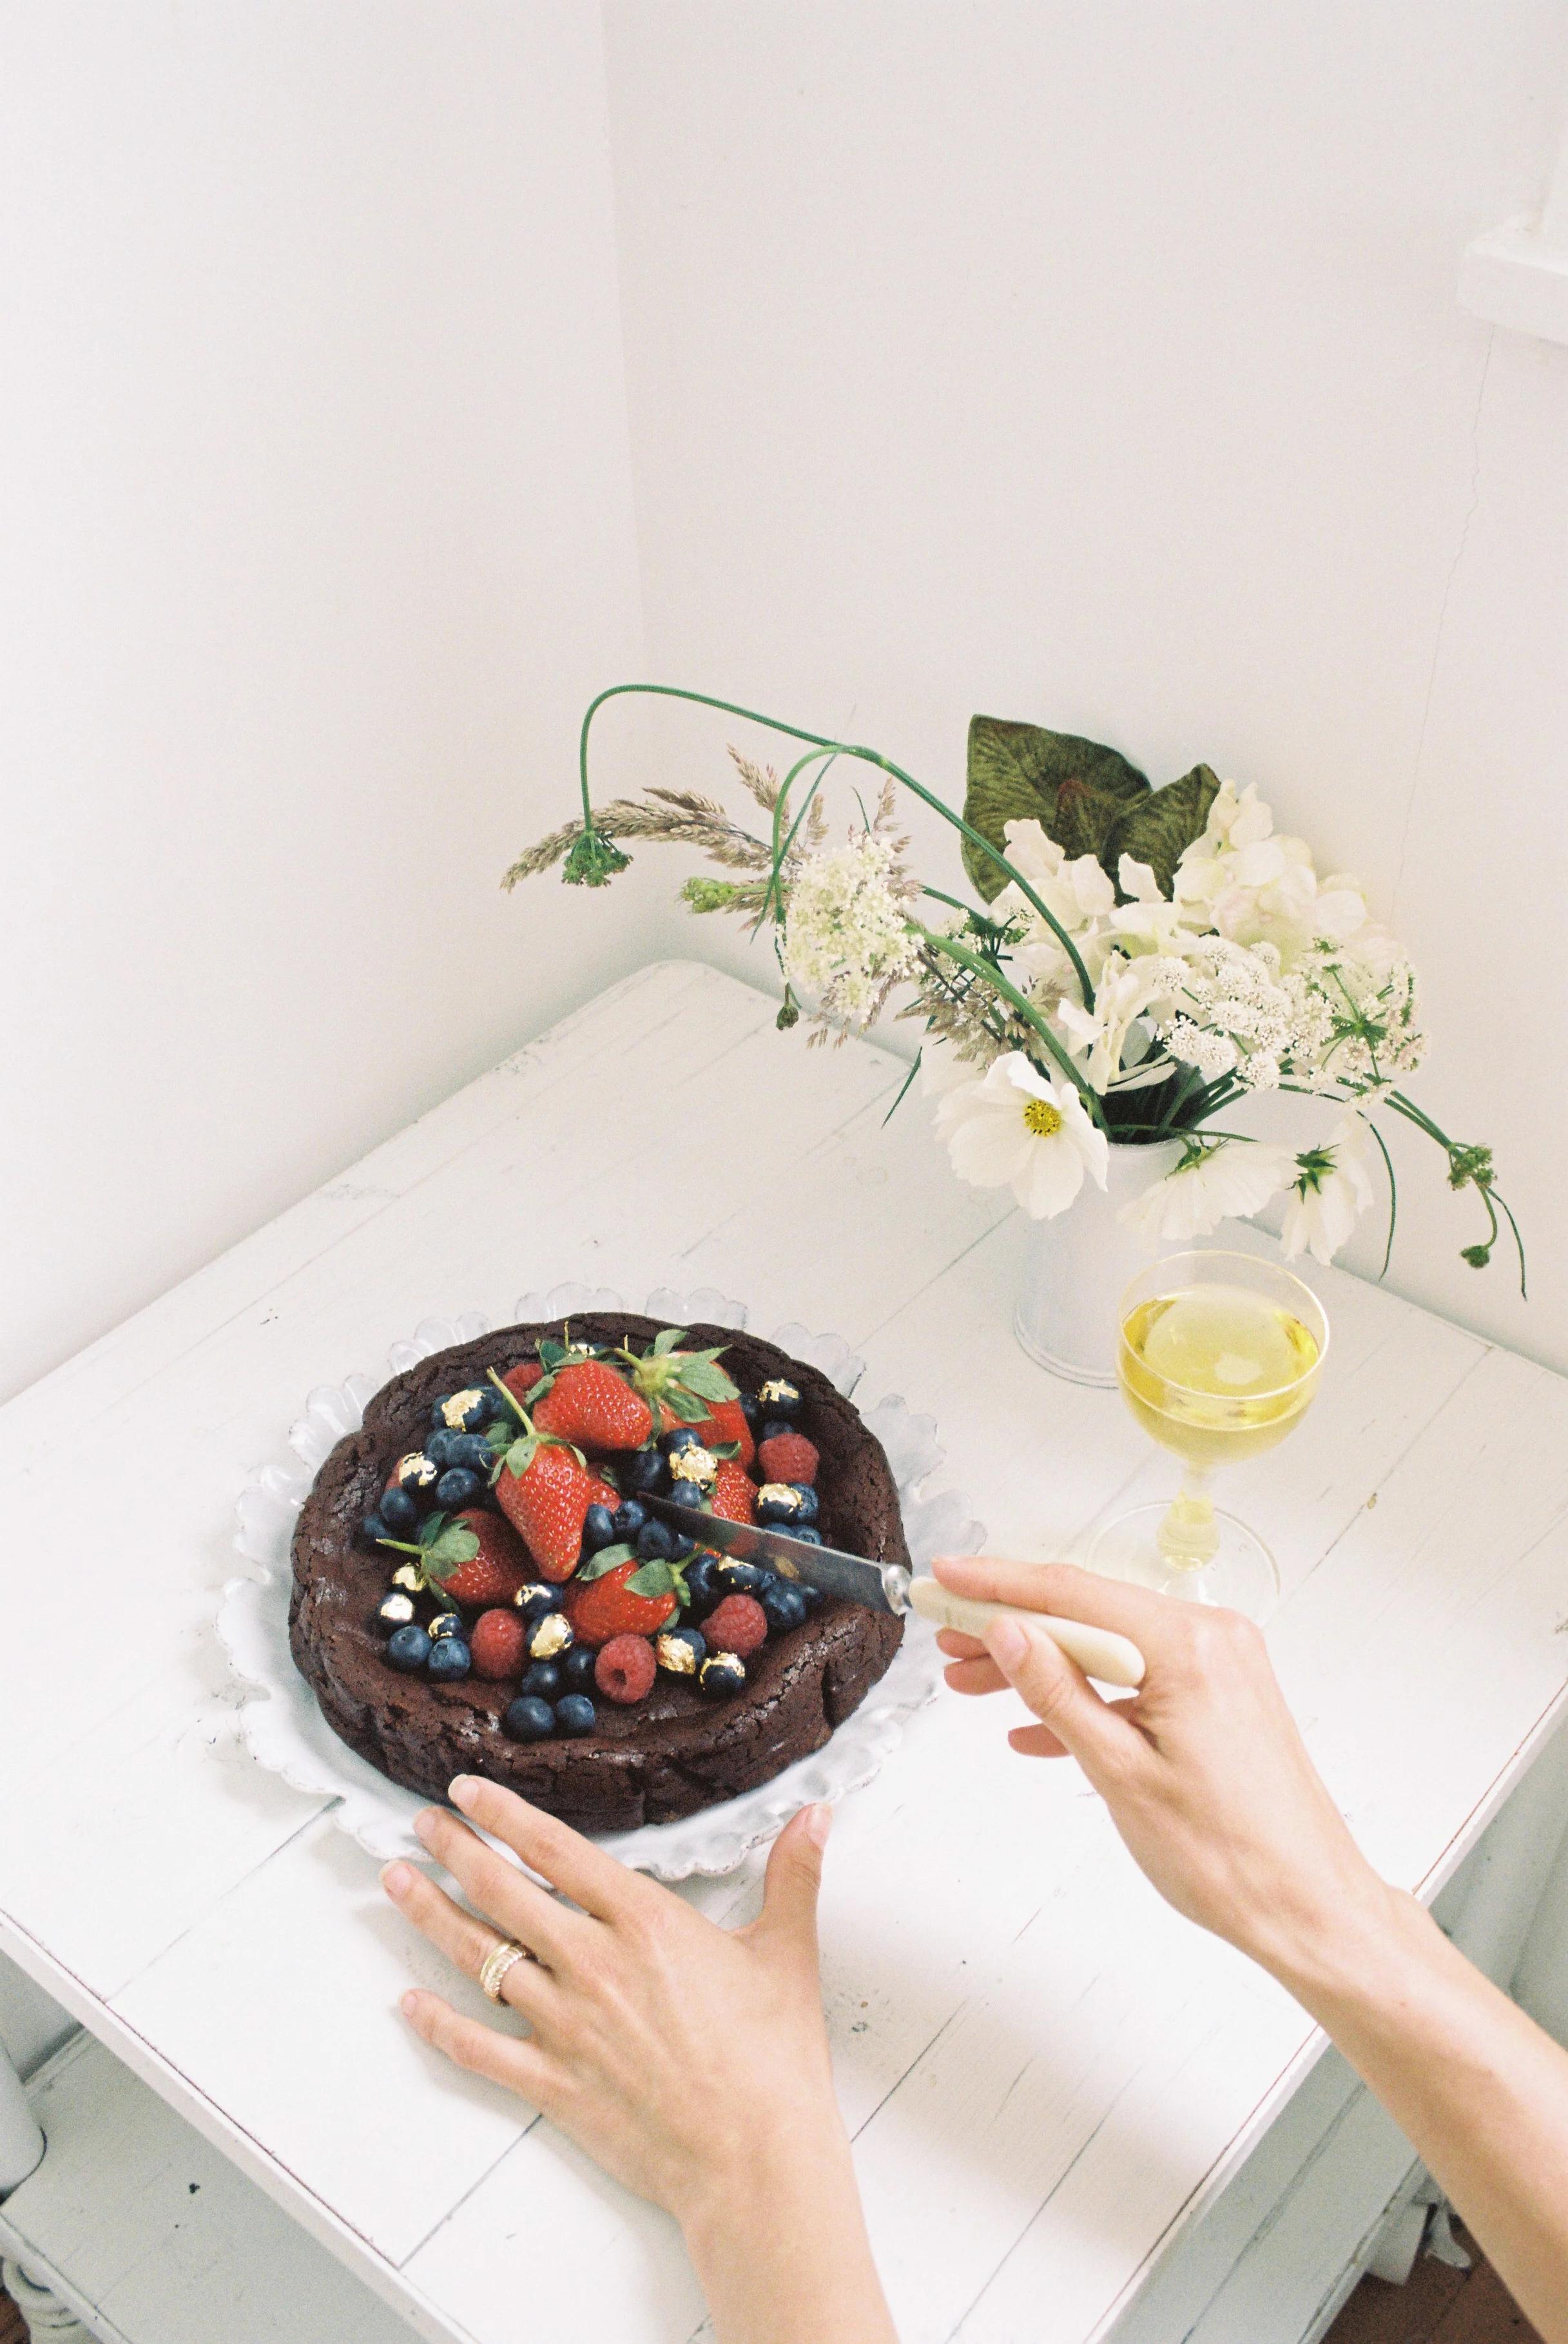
{"left": 652, "top": 1326, "right": 688, "bottom": 1356}
{"left": 576, "top": 1542, "right": 635, "bottom": 1582}
{"left": 483, "top": 1419, "right": 513, "bottom": 1456}
{"left": 504, "top": 1435, "right": 539, "bottom": 1477}
{"left": 677, "top": 1359, "right": 738, "bottom": 1402}
{"left": 414, "top": 1511, "right": 447, "bottom": 1547}
{"left": 625, "top": 1559, "right": 677, "bottom": 1599}
{"left": 537, "top": 1339, "right": 568, "bottom": 1368}
{"left": 661, "top": 1386, "right": 708, "bottom": 1423}
{"left": 711, "top": 1440, "right": 741, "bottom": 1460}
{"left": 426, "top": 1524, "right": 480, "bottom": 1567}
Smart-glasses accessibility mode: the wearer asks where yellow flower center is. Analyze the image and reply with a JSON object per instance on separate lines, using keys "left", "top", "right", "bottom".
{"left": 1022, "top": 1098, "right": 1063, "bottom": 1139}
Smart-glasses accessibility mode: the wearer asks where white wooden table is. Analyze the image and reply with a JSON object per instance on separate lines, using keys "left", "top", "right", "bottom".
{"left": 3, "top": 957, "right": 1567, "bottom": 2344}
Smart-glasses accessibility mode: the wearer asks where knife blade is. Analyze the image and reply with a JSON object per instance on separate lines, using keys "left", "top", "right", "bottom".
{"left": 637, "top": 1491, "right": 1145, "bottom": 1688}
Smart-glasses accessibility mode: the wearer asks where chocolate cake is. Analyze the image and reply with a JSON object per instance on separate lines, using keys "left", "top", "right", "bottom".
{"left": 289, "top": 1315, "right": 907, "bottom": 1832}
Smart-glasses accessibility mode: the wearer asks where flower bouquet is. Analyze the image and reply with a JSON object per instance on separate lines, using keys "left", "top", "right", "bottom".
{"left": 507, "top": 686, "right": 1523, "bottom": 1292}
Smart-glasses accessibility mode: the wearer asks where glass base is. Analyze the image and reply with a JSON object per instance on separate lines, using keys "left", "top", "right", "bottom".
{"left": 1083, "top": 1502, "right": 1281, "bottom": 1622}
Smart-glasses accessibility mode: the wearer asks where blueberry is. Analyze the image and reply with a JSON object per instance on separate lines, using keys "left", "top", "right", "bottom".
{"left": 427, "top": 1637, "right": 472, "bottom": 1681}
{"left": 756, "top": 1380, "right": 801, "bottom": 1420}
{"left": 378, "top": 1487, "right": 418, "bottom": 1536}
{"left": 362, "top": 1511, "right": 390, "bottom": 1545}
{"left": 620, "top": 1448, "right": 667, "bottom": 1495}
{"left": 790, "top": 1526, "right": 824, "bottom": 1545}
{"left": 394, "top": 1451, "right": 441, "bottom": 1496}
{"left": 386, "top": 1624, "right": 432, "bottom": 1672}
{"left": 433, "top": 1388, "right": 494, "bottom": 1435}
{"left": 447, "top": 1433, "right": 494, "bottom": 1474}
{"left": 656, "top": 1625, "right": 706, "bottom": 1676}
{"left": 611, "top": 1499, "right": 647, "bottom": 1541}
{"left": 554, "top": 1694, "right": 597, "bottom": 1737}
{"left": 435, "top": 1467, "right": 483, "bottom": 1509}
{"left": 788, "top": 1484, "right": 820, "bottom": 1526}
{"left": 425, "top": 1429, "right": 456, "bottom": 1468}
{"left": 664, "top": 1427, "right": 701, "bottom": 1454}
{"left": 760, "top": 1581, "right": 809, "bottom": 1634}
{"left": 376, "top": 1590, "right": 417, "bottom": 1629}
{"left": 757, "top": 1486, "right": 806, "bottom": 1526}
{"left": 636, "top": 1519, "right": 675, "bottom": 1562}
{"left": 581, "top": 1503, "right": 617, "bottom": 1554}
{"left": 666, "top": 1477, "right": 705, "bottom": 1512}
{"left": 520, "top": 1661, "right": 562, "bottom": 1701}
{"left": 682, "top": 1555, "right": 722, "bottom": 1617}
{"left": 760, "top": 1420, "right": 793, "bottom": 1444}
{"left": 672, "top": 1532, "right": 695, "bottom": 1558}
{"left": 559, "top": 1644, "right": 599, "bottom": 1692}
{"left": 503, "top": 1695, "right": 555, "bottom": 1742}
{"left": 427, "top": 1611, "right": 463, "bottom": 1640}
{"left": 512, "top": 1582, "right": 556, "bottom": 1625}
{"left": 698, "top": 1651, "right": 747, "bottom": 1699}
{"left": 714, "top": 1558, "right": 766, "bottom": 1596}
{"left": 738, "top": 1393, "right": 761, "bottom": 1430}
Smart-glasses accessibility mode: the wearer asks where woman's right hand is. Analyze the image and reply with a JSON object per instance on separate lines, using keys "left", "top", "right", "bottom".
{"left": 933, "top": 1555, "right": 1400, "bottom": 1986}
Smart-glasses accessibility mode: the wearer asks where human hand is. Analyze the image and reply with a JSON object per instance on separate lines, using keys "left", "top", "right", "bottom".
{"left": 382, "top": 1779, "right": 896, "bottom": 2344}
{"left": 933, "top": 1556, "right": 1397, "bottom": 1986}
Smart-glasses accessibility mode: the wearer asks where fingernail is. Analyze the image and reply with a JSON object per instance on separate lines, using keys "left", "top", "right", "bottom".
{"left": 413, "top": 1808, "right": 438, "bottom": 1844}
{"left": 804, "top": 1801, "right": 833, "bottom": 1849}
{"left": 382, "top": 1862, "right": 413, "bottom": 1899}
{"left": 987, "top": 1617, "right": 1027, "bottom": 1670}
{"left": 401, "top": 1991, "right": 420, "bottom": 2017}
{"left": 449, "top": 1776, "right": 478, "bottom": 1810}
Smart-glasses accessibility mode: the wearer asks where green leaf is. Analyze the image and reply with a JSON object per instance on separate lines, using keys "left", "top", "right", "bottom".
{"left": 577, "top": 1542, "right": 634, "bottom": 1581}
{"left": 679, "top": 1359, "right": 739, "bottom": 1402}
{"left": 427, "top": 1524, "right": 480, "bottom": 1567}
{"left": 660, "top": 1386, "right": 708, "bottom": 1423}
{"left": 711, "top": 1440, "right": 741, "bottom": 1460}
{"left": 537, "top": 1339, "right": 568, "bottom": 1369}
{"left": 504, "top": 1435, "right": 539, "bottom": 1477}
{"left": 415, "top": 1511, "right": 447, "bottom": 1547}
{"left": 962, "top": 715, "right": 1148, "bottom": 900}
{"left": 625, "top": 1560, "right": 676, "bottom": 1599}
{"left": 652, "top": 1327, "right": 688, "bottom": 1356}
{"left": 483, "top": 1419, "right": 513, "bottom": 1456}
{"left": 1103, "top": 763, "right": 1221, "bottom": 898}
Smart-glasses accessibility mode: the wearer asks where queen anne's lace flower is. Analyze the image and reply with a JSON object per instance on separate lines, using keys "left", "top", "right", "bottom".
{"left": 782, "top": 835, "right": 918, "bottom": 1028}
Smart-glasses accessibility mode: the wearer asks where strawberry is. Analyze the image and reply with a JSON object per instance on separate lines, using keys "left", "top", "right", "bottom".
{"left": 619, "top": 1326, "right": 742, "bottom": 1437}
{"left": 434, "top": 1510, "right": 533, "bottom": 1609}
{"left": 757, "top": 1431, "right": 818, "bottom": 1487}
{"left": 566, "top": 1558, "right": 679, "bottom": 1647}
{"left": 594, "top": 1632, "right": 658, "bottom": 1705}
{"left": 496, "top": 1444, "right": 618, "bottom": 1582}
{"left": 470, "top": 1607, "right": 527, "bottom": 1681}
{"left": 710, "top": 1459, "right": 757, "bottom": 1526}
{"left": 690, "top": 1396, "right": 755, "bottom": 1470}
{"left": 533, "top": 1359, "right": 653, "bottom": 1452}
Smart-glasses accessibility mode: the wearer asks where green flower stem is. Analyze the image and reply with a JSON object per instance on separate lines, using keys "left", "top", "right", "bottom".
{"left": 911, "top": 924, "right": 1106, "bottom": 1127}
{"left": 576, "top": 683, "right": 1096, "bottom": 1007}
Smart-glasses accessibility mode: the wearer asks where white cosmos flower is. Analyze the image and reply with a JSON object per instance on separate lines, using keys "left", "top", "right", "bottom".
{"left": 934, "top": 1052, "right": 1108, "bottom": 1219}
{"left": 1119, "top": 1138, "right": 1293, "bottom": 1245}
{"left": 1281, "top": 1118, "right": 1375, "bottom": 1264}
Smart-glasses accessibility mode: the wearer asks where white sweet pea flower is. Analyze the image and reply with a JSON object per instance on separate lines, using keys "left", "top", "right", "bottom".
{"left": 1281, "top": 1118, "right": 1375, "bottom": 1264}
{"left": 1055, "top": 951, "right": 1172, "bottom": 1090}
{"left": 1119, "top": 1138, "right": 1293, "bottom": 1245}
{"left": 934, "top": 1052, "right": 1107, "bottom": 1218}
{"left": 997, "top": 819, "right": 1116, "bottom": 929}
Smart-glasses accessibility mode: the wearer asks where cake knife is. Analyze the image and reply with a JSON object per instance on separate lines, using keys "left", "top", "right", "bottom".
{"left": 637, "top": 1491, "right": 1145, "bottom": 1689}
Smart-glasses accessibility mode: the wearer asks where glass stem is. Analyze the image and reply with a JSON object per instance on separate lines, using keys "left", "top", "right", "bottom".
{"left": 1157, "top": 1468, "right": 1221, "bottom": 1569}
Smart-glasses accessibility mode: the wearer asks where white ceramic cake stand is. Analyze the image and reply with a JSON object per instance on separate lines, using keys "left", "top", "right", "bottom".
{"left": 218, "top": 1283, "right": 985, "bottom": 1880}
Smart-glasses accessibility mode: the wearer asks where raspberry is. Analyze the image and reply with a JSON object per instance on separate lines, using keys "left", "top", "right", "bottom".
{"left": 594, "top": 1633, "right": 658, "bottom": 1706}
{"left": 469, "top": 1609, "right": 527, "bottom": 1681}
{"left": 757, "top": 1431, "right": 818, "bottom": 1487}
{"left": 702, "top": 1593, "right": 768, "bottom": 1658}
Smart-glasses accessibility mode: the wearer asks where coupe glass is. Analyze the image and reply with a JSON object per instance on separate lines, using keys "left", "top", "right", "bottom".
{"left": 1085, "top": 1249, "right": 1328, "bottom": 1620}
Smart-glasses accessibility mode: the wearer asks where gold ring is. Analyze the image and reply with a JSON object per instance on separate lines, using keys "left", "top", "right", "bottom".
{"left": 478, "top": 1938, "right": 533, "bottom": 2002}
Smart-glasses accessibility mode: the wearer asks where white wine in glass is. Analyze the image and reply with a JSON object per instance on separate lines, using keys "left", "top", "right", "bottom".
{"left": 1087, "top": 1250, "right": 1329, "bottom": 1619}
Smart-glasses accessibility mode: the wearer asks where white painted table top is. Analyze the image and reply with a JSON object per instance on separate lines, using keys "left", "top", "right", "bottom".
{"left": 3, "top": 957, "right": 1566, "bottom": 2344}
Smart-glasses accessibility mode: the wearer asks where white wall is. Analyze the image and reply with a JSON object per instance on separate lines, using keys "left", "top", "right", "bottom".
{"left": 0, "top": 1, "right": 671, "bottom": 1403}
{"left": 601, "top": 0, "right": 1568, "bottom": 1370}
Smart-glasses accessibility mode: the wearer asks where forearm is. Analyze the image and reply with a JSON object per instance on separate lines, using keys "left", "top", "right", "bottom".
{"left": 681, "top": 2127, "right": 897, "bottom": 2344}
{"left": 1270, "top": 1883, "right": 1568, "bottom": 2344}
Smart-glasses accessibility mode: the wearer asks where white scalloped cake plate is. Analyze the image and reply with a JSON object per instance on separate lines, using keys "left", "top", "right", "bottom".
{"left": 218, "top": 1283, "right": 984, "bottom": 1879}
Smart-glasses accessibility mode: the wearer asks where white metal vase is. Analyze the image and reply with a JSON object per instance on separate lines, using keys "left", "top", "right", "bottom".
{"left": 1013, "top": 1136, "right": 1185, "bottom": 1386}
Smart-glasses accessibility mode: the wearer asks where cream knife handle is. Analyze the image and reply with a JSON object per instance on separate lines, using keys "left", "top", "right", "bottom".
{"left": 907, "top": 1577, "right": 1146, "bottom": 1690}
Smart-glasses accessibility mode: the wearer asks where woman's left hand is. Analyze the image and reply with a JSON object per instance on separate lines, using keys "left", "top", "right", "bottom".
{"left": 381, "top": 1776, "right": 897, "bottom": 2344}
